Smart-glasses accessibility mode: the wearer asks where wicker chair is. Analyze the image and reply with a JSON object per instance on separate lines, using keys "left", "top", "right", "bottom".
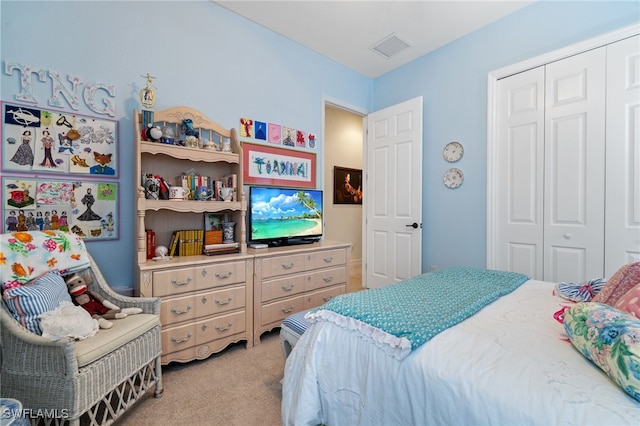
{"left": 0, "top": 231, "right": 163, "bottom": 425}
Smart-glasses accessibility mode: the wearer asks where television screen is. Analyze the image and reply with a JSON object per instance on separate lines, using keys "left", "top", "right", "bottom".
{"left": 249, "top": 186, "right": 323, "bottom": 246}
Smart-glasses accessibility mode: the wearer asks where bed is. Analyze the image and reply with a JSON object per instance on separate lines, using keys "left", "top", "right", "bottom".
{"left": 281, "top": 266, "right": 640, "bottom": 425}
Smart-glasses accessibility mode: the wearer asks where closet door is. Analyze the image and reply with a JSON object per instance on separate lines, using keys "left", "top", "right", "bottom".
{"left": 495, "top": 67, "right": 545, "bottom": 279}
{"left": 544, "top": 47, "right": 606, "bottom": 282}
{"left": 605, "top": 35, "right": 640, "bottom": 276}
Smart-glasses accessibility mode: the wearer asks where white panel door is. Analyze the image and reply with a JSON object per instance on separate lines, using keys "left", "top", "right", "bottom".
{"left": 495, "top": 67, "right": 545, "bottom": 279}
{"left": 605, "top": 35, "right": 640, "bottom": 275}
{"left": 365, "top": 97, "right": 422, "bottom": 288}
{"left": 544, "top": 48, "right": 606, "bottom": 282}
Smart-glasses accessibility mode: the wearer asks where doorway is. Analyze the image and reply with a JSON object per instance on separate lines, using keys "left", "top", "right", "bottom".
{"left": 324, "top": 103, "right": 364, "bottom": 289}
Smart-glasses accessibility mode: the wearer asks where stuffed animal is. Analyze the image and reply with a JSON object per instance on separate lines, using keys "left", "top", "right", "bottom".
{"left": 65, "top": 274, "right": 142, "bottom": 329}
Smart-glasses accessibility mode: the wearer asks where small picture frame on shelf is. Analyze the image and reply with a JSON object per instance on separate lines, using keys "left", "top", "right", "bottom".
{"left": 204, "top": 212, "right": 229, "bottom": 231}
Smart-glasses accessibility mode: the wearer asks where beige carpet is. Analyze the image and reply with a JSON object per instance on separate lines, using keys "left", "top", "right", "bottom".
{"left": 116, "top": 330, "right": 284, "bottom": 426}
{"left": 117, "top": 268, "right": 363, "bottom": 426}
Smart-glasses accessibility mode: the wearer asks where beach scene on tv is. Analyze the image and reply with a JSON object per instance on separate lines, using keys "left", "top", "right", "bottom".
{"left": 250, "top": 187, "right": 323, "bottom": 240}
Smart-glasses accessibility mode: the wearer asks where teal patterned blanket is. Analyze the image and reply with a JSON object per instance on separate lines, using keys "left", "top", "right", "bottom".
{"left": 306, "top": 266, "right": 529, "bottom": 360}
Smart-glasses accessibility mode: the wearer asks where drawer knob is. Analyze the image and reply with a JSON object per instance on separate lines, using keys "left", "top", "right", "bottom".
{"left": 171, "top": 277, "right": 192, "bottom": 287}
{"left": 281, "top": 284, "right": 295, "bottom": 291}
{"left": 281, "top": 262, "right": 295, "bottom": 270}
{"left": 281, "top": 305, "right": 295, "bottom": 314}
{"left": 171, "top": 333, "right": 193, "bottom": 344}
{"left": 323, "top": 256, "right": 333, "bottom": 263}
{"left": 215, "top": 322, "right": 233, "bottom": 332}
{"left": 322, "top": 276, "right": 334, "bottom": 283}
{"left": 215, "top": 296, "right": 233, "bottom": 305}
{"left": 171, "top": 305, "right": 192, "bottom": 315}
{"left": 323, "top": 295, "right": 334, "bottom": 302}
{"left": 215, "top": 271, "right": 233, "bottom": 279}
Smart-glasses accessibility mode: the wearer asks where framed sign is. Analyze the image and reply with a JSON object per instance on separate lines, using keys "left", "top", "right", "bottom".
{"left": 333, "top": 166, "right": 362, "bottom": 205}
{"left": 242, "top": 142, "right": 316, "bottom": 188}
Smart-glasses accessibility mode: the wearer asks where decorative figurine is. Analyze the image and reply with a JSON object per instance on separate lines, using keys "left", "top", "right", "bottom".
{"left": 161, "top": 126, "right": 175, "bottom": 145}
{"left": 179, "top": 118, "right": 199, "bottom": 147}
{"left": 139, "top": 73, "right": 157, "bottom": 110}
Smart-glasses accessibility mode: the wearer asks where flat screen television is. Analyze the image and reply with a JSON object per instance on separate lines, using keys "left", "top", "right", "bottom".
{"left": 248, "top": 186, "right": 323, "bottom": 246}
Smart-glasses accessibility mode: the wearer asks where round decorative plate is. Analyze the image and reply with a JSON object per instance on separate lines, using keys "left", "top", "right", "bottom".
{"left": 443, "top": 168, "right": 464, "bottom": 189}
{"left": 443, "top": 141, "right": 464, "bottom": 163}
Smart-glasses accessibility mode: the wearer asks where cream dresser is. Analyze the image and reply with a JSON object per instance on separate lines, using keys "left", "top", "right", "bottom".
{"left": 251, "top": 240, "right": 351, "bottom": 345}
{"left": 137, "top": 255, "right": 253, "bottom": 364}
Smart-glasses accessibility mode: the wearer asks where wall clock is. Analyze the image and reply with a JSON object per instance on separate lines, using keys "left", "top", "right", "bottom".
{"left": 443, "top": 168, "right": 464, "bottom": 189}
{"left": 443, "top": 141, "right": 464, "bottom": 163}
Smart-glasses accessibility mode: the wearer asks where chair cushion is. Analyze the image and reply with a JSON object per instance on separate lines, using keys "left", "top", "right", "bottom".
{"left": 3, "top": 271, "right": 71, "bottom": 335}
{"left": 74, "top": 313, "right": 160, "bottom": 367}
{"left": 282, "top": 309, "right": 312, "bottom": 336}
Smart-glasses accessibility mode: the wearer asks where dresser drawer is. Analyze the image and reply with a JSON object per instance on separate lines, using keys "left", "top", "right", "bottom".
{"left": 261, "top": 295, "right": 306, "bottom": 326}
{"left": 197, "top": 285, "right": 246, "bottom": 318}
{"left": 196, "top": 260, "right": 246, "bottom": 291}
{"left": 305, "top": 266, "right": 347, "bottom": 292}
{"left": 260, "top": 253, "right": 307, "bottom": 278}
{"left": 197, "top": 311, "right": 246, "bottom": 345}
{"left": 160, "top": 294, "right": 197, "bottom": 326}
{"left": 153, "top": 267, "right": 197, "bottom": 297}
{"left": 162, "top": 322, "right": 198, "bottom": 353}
{"left": 306, "top": 248, "right": 347, "bottom": 270}
{"left": 261, "top": 273, "right": 308, "bottom": 303}
{"left": 304, "top": 284, "right": 345, "bottom": 309}
{"left": 162, "top": 311, "right": 246, "bottom": 354}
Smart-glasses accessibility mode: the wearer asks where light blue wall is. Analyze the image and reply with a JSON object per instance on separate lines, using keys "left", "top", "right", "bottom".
{"left": 2, "top": 1, "right": 638, "bottom": 289}
{"left": 0, "top": 1, "right": 370, "bottom": 289}
{"left": 373, "top": 1, "right": 640, "bottom": 272}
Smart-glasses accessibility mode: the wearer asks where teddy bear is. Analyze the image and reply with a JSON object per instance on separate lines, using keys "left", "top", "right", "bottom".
{"left": 65, "top": 274, "right": 142, "bottom": 329}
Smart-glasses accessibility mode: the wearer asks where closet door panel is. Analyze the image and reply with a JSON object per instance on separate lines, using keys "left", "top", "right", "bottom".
{"left": 544, "top": 47, "right": 606, "bottom": 282}
{"left": 495, "top": 67, "right": 545, "bottom": 278}
{"left": 606, "top": 35, "right": 640, "bottom": 276}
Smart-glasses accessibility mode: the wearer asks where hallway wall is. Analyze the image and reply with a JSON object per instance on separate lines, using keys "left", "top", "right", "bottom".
{"left": 324, "top": 105, "right": 363, "bottom": 263}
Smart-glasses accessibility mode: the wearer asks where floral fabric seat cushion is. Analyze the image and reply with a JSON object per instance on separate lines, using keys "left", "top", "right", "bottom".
{"left": 1, "top": 231, "right": 90, "bottom": 291}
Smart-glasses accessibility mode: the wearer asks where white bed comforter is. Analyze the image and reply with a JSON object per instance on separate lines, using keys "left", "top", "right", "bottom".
{"left": 281, "top": 280, "right": 640, "bottom": 425}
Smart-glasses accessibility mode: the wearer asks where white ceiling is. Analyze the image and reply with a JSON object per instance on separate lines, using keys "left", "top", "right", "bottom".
{"left": 214, "top": 0, "right": 536, "bottom": 78}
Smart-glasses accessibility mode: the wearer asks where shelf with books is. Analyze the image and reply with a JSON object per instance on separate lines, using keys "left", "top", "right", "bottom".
{"left": 134, "top": 106, "right": 246, "bottom": 265}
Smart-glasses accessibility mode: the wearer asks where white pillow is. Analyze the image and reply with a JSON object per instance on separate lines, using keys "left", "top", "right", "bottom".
{"left": 39, "top": 301, "right": 99, "bottom": 340}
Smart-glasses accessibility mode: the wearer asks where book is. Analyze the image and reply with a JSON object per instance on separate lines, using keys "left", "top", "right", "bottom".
{"left": 146, "top": 229, "right": 156, "bottom": 260}
{"left": 168, "top": 231, "right": 180, "bottom": 257}
{"left": 203, "top": 248, "right": 239, "bottom": 256}
{"left": 196, "top": 229, "right": 204, "bottom": 255}
{"left": 203, "top": 241, "right": 240, "bottom": 256}
{"left": 222, "top": 173, "right": 238, "bottom": 201}
{"left": 175, "top": 229, "right": 204, "bottom": 256}
{"left": 204, "top": 242, "right": 239, "bottom": 251}
{"left": 214, "top": 180, "right": 223, "bottom": 201}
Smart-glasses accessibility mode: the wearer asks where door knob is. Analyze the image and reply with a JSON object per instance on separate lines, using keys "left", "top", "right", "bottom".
{"left": 406, "top": 222, "right": 419, "bottom": 229}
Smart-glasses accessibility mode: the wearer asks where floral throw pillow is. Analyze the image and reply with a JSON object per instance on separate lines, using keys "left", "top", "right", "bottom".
{"left": 563, "top": 302, "right": 640, "bottom": 401}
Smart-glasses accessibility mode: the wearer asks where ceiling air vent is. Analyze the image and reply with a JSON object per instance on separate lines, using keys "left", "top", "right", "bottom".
{"left": 371, "top": 34, "right": 410, "bottom": 59}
